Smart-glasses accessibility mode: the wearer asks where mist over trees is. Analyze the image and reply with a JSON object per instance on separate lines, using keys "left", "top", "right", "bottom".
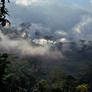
{"left": 0, "top": 0, "right": 92, "bottom": 92}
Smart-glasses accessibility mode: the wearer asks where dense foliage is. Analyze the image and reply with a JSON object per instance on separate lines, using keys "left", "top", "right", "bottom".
{"left": 0, "top": 42, "right": 92, "bottom": 92}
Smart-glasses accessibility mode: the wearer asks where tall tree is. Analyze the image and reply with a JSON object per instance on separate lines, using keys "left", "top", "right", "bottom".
{"left": 0, "top": 0, "right": 10, "bottom": 26}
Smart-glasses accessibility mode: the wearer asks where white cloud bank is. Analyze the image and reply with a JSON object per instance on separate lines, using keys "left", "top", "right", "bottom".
{"left": 11, "top": 0, "right": 50, "bottom": 6}
{"left": 16, "top": 0, "right": 37, "bottom": 6}
{"left": 90, "top": 0, "right": 92, "bottom": 4}
{"left": 0, "top": 30, "right": 62, "bottom": 58}
{"left": 73, "top": 15, "right": 92, "bottom": 34}
{"left": 72, "top": 15, "right": 92, "bottom": 40}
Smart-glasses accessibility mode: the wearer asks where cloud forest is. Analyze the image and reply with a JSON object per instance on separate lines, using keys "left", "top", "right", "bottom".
{"left": 0, "top": 0, "right": 92, "bottom": 92}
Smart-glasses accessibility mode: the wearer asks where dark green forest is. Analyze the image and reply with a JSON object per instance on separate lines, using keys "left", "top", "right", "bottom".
{"left": 0, "top": 41, "right": 92, "bottom": 92}
{"left": 0, "top": 0, "right": 92, "bottom": 92}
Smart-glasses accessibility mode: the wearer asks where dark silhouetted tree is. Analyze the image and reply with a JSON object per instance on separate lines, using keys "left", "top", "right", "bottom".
{"left": 0, "top": 0, "right": 10, "bottom": 26}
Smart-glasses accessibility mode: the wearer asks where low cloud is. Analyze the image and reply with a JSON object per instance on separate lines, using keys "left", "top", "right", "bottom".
{"left": 72, "top": 15, "right": 92, "bottom": 40}
{"left": 0, "top": 29, "right": 64, "bottom": 71}
{"left": 0, "top": 30, "right": 62, "bottom": 58}
{"left": 55, "top": 30, "right": 67, "bottom": 36}
{"left": 0, "top": 31, "right": 47, "bottom": 55}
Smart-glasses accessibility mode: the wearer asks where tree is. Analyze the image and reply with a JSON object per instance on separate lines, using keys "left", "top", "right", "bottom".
{"left": 0, "top": 0, "right": 10, "bottom": 26}
{"left": 76, "top": 84, "right": 88, "bottom": 92}
{"left": 79, "top": 64, "right": 92, "bottom": 92}
{"left": 0, "top": 53, "right": 10, "bottom": 92}
{"left": 62, "top": 75, "right": 76, "bottom": 92}
{"left": 33, "top": 79, "right": 49, "bottom": 92}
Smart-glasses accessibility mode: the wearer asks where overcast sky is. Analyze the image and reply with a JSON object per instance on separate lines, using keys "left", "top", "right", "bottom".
{"left": 6, "top": 0, "right": 92, "bottom": 40}
{"left": 7, "top": 0, "right": 92, "bottom": 24}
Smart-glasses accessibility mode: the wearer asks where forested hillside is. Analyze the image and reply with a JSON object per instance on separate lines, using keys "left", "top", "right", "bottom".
{"left": 0, "top": 0, "right": 92, "bottom": 92}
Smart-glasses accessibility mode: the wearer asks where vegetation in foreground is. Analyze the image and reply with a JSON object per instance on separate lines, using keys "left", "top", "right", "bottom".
{"left": 0, "top": 47, "right": 92, "bottom": 92}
